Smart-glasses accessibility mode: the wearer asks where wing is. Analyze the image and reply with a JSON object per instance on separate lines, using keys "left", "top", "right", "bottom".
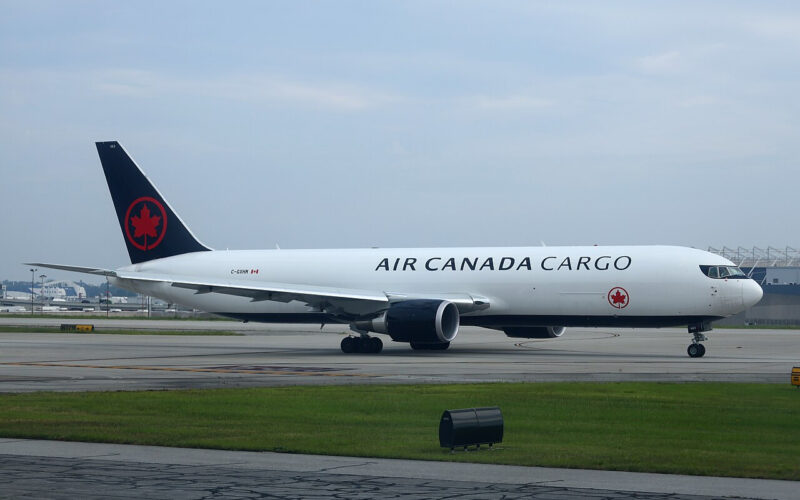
{"left": 115, "top": 271, "right": 390, "bottom": 318}
{"left": 29, "top": 263, "right": 490, "bottom": 320}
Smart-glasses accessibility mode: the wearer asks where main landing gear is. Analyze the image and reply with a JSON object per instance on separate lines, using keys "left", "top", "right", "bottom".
{"left": 687, "top": 323, "right": 710, "bottom": 358}
{"left": 340, "top": 335, "right": 383, "bottom": 354}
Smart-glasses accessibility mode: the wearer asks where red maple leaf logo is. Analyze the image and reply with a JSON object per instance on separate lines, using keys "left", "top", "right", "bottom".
{"left": 608, "top": 287, "right": 630, "bottom": 309}
{"left": 131, "top": 204, "right": 161, "bottom": 242}
{"left": 611, "top": 290, "right": 627, "bottom": 305}
{"left": 124, "top": 197, "right": 168, "bottom": 251}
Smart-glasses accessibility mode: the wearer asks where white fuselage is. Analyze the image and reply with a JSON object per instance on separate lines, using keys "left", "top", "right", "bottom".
{"left": 111, "top": 245, "right": 762, "bottom": 328}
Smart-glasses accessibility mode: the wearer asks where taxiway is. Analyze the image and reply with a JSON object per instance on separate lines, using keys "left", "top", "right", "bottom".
{"left": 0, "top": 318, "right": 796, "bottom": 392}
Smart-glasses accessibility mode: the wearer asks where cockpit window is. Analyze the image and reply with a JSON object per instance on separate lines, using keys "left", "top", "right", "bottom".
{"left": 700, "top": 265, "right": 747, "bottom": 279}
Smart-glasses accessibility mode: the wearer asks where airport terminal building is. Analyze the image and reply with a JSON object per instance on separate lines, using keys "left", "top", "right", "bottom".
{"left": 710, "top": 246, "right": 800, "bottom": 326}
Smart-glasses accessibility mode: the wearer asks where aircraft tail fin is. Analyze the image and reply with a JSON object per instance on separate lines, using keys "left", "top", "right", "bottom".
{"left": 95, "top": 141, "right": 211, "bottom": 264}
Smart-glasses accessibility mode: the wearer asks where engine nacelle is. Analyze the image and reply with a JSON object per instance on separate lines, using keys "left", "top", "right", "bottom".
{"left": 503, "top": 326, "right": 566, "bottom": 339}
{"left": 353, "top": 299, "right": 459, "bottom": 344}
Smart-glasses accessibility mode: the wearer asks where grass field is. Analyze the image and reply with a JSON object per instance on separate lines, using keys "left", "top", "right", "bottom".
{"left": 0, "top": 326, "right": 241, "bottom": 335}
{"left": 0, "top": 383, "right": 798, "bottom": 479}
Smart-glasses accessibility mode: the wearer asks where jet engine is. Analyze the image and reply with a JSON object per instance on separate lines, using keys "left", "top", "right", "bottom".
{"left": 353, "top": 299, "right": 459, "bottom": 345}
{"left": 503, "top": 326, "right": 566, "bottom": 339}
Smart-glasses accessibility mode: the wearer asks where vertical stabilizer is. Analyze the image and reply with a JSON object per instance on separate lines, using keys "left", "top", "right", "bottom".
{"left": 96, "top": 141, "right": 211, "bottom": 264}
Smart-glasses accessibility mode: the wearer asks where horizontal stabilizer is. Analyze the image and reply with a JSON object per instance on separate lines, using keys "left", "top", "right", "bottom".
{"left": 24, "top": 263, "right": 116, "bottom": 277}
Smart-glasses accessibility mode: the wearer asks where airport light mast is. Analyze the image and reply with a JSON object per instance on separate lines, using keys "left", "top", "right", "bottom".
{"left": 40, "top": 274, "right": 46, "bottom": 308}
{"left": 29, "top": 267, "right": 36, "bottom": 315}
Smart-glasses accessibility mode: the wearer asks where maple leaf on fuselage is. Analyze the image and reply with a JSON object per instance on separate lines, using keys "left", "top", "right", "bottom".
{"left": 131, "top": 204, "right": 161, "bottom": 240}
{"left": 611, "top": 291, "right": 627, "bottom": 305}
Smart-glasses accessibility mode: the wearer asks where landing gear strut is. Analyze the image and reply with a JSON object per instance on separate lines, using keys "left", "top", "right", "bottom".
{"left": 687, "top": 323, "right": 710, "bottom": 358}
{"left": 340, "top": 335, "right": 383, "bottom": 354}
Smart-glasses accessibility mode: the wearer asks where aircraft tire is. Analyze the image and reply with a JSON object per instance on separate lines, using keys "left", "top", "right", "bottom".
{"left": 687, "top": 343, "right": 705, "bottom": 358}
{"left": 369, "top": 337, "right": 383, "bottom": 354}
{"left": 357, "top": 337, "right": 373, "bottom": 354}
{"left": 341, "top": 336, "right": 357, "bottom": 353}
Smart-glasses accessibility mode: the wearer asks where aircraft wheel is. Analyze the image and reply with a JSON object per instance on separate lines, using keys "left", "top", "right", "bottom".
{"left": 354, "top": 337, "right": 374, "bottom": 354}
{"left": 369, "top": 337, "right": 383, "bottom": 354}
{"left": 687, "top": 343, "right": 705, "bottom": 358}
{"left": 341, "top": 336, "right": 357, "bottom": 353}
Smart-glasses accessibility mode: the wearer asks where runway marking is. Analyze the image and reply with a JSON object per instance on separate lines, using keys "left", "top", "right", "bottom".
{"left": 2, "top": 362, "right": 375, "bottom": 378}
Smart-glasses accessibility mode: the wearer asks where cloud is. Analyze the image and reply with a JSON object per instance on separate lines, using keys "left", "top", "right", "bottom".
{"left": 635, "top": 43, "right": 734, "bottom": 79}
{"left": 91, "top": 69, "right": 397, "bottom": 111}
{"left": 468, "top": 94, "right": 555, "bottom": 112}
{"left": 0, "top": 68, "right": 396, "bottom": 111}
{"left": 746, "top": 15, "right": 800, "bottom": 43}
{"left": 676, "top": 95, "right": 719, "bottom": 108}
{"left": 637, "top": 50, "right": 683, "bottom": 75}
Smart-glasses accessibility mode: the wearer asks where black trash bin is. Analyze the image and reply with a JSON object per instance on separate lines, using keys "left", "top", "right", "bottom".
{"left": 439, "top": 406, "right": 503, "bottom": 450}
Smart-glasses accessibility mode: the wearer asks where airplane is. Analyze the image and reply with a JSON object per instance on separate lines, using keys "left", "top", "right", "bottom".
{"left": 28, "top": 141, "right": 763, "bottom": 357}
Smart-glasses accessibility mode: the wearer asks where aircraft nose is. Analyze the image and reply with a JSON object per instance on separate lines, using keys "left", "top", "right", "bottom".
{"left": 743, "top": 280, "right": 763, "bottom": 308}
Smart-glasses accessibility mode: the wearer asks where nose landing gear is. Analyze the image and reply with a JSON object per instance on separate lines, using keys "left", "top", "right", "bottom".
{"left": 687, "top": 323, "right": 710, "bottom": 358}
{"left": 687, "top": 342, "right": 706, "bottom": 358}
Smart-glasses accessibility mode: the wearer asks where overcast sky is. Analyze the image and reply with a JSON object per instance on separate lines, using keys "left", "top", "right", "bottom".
{"left": 1, "top": 1, "right": 799, "bottom": 282}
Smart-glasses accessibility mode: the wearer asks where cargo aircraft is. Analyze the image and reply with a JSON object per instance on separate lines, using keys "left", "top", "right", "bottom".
{"left": 28, "top": 142, "right": 763, "bottom": 357}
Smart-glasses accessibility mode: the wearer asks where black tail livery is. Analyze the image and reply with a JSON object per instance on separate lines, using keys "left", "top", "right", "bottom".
{"left": 96, "top": 141, "right": 211, "bottom": 264}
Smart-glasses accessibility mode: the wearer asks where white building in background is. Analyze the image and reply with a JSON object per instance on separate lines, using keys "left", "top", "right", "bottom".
{"left": 4, "top": 290, "right": 32, "bottom": 300}
{"left": 765, "top": 267, "right": 800, "bottom": 285}
{"left": 31, "top": 280, "right": 87, "bottom": 300}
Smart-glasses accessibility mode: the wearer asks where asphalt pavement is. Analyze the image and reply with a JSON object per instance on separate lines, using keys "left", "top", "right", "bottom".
{"left": 1, "top": 438, "right": 797, "bottom": 500}
{"left": 1, "top": 318, "right": 797, "bottom": 392}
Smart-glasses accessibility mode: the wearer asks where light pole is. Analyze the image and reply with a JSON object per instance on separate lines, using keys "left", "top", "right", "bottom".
{"left": 40, "top": 274, "right": 46, "bottom": 311}
{"left": 30, "top": 268, "right": 36, "bottom": 315}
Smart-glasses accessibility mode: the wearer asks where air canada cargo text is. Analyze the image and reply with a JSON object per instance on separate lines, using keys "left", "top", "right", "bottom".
{"left": 375, "top": 256, "right": 632, "bottom": 272}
